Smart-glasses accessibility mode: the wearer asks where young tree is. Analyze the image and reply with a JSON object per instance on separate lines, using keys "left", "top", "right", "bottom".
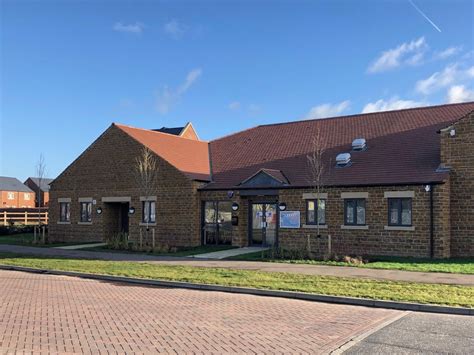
{"left": 307, "top": 126, "right": 326, "bottom": 238}
{"left": 35, "top": 154, "right": 46, "bottom": 243}
{"left": 134, "top": 147, "right": 159, "bottom": 248}
{"left": 306, "top": 126, "right": 331, "bottom": 258}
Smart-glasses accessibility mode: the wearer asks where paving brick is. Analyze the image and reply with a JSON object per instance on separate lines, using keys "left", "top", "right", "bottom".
{"left": 0, "top": 270, "right": 400, "bottom": 354}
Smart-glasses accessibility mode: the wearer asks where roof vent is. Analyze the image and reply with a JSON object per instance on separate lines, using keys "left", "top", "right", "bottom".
{"left": 352, "top": 138, "right": 367, "bottom": 151}
{"left": 336, "top": 153, "right": 352, "bottom": 167}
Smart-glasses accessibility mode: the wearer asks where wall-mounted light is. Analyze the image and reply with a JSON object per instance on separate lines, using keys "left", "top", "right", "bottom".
{"left": 227, "top": 190, "right": 234, "bottom": 198}
{"left": 231, "top": 202, "right": 239, "bottom": 211}
{"left": 129, "top": 207, "right": 136, "bottom": 215}
{"left": 450, "top": 129, "right": 456, "bottom": 137}
{"left": 96, "top": 207, "right": 103, "bottom": 215}
{"left": 278, "top": 202, "right": 287, "bottom": 211}
{"left": 424, "top": 185, "right": 431, "bottom": 192}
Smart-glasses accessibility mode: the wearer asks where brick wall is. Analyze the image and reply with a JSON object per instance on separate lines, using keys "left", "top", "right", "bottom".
{"left": 200, "top": 183, "right": 451, "bottom": 258}
{"left": 0, "top": 190, "right": 36, "bottom": 208}
{"left": 49, "top": 125, "right": 202, "bottom": 248}
{"left": 440, "top": 112, "right": 474, "bottom": 257}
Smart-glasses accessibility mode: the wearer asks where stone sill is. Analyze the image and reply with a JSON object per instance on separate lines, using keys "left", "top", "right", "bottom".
{"left": 340, "top": 225, "right": 369, "bottom": 230}
{"left": 56, "top": 221, "right": 71, "bottom": 225}
{"left": 302, "top": 224, "right": 328, "bottom": 229}
{"left": 384, "top": 225, "right": 415, "bottom": 231}
{"left": 139, "top": 223, "right": 156, "bottom": 227}
{"left": 77, "top": 222, "right": 93, "bottom": 225}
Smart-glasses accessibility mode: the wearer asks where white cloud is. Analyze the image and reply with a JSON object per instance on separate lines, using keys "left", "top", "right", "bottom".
{"left": 164, "top": 20, "right": 186, "bottom": 38}
{"left": 305, "top": 101, "right": 350, "bottom": 119}
{"left": 367, "top": 37, "right": 427, "bottom": 73}
{"left": 362, "top": 97, "right": 427, "bottom": 113}
{"left": 434, "top": 46, "right": 462, "bottom": 60}
{"left": 156, "top": 68, "right": 202, "bottom": 114}
{"left": 415, "top": 63, "right": 474, "bottom": 95}
{"left": 113, "top": 22, "right": 144, "bottom": 34}
{"left": 447, "top": 85, "right": 474, "bottom": 103}
{"left": 248, "top": 104, "right": 261, "bottom": 114}
{"left": 228, "top": 102, "right": 241, "bottom": 110}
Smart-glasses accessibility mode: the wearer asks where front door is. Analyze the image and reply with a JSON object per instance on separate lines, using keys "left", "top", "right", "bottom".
{"left": 251, "top": 203, "right": 277, "bottom": 246}
{"left": 119, "top": 203, "right": 129, "bottom": 234}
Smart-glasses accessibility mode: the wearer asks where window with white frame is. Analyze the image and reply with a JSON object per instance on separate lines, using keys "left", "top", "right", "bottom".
{"left": 7, "top": 192, "right": 15, "bottom": 200}
{"left": 24, "top": 193, "right": 30, "bottom": 200}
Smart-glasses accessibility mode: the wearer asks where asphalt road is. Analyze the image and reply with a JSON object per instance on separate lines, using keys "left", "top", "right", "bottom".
{"left": 344, "top": 312, "right": 474, "bottom": 354}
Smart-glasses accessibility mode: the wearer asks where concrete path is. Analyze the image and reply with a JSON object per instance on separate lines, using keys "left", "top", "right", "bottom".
{"left": 0, "top": 244, "right": 473, "bottom": 285}
{"left": 54, "top": 242, "right": 107, "bottom": 250}
{"left": 190, "top": 246, "right": 269, "bottom": 259}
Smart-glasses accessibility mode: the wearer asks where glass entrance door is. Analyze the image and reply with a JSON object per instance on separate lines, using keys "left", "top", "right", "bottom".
{"left": 251, "top": 203, "right": 277, "bottom": 246}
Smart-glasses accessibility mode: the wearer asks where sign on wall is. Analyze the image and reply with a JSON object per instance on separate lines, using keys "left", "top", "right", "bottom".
{"left": 279, "top": 211, "right": 300, "bottom": 228}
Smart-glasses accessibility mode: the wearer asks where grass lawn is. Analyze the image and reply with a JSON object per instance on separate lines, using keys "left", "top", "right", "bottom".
{"left": 82, "top": 244, "right": 237, "bottom": 257}
{"left": 228, "top": 251, "right": 474, "bottom": 275}
{"left": 0, "top": 252, "right": 472, "bottom": 308}
{"left": 0, "top": 233, "right": 99, "bottom": 248}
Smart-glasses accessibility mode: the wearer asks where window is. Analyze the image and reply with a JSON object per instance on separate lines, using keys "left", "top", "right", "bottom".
{"left": 80, "top": 202, "right": 92, "bottom": 222}
{"left": 388, "top": 198, "right": 412, "bottom": 226}
{"left": 7, "top": 192, "right": 14, "bottom": 200}
{"left": 202, "top": 201, "right": 232, "bottom": 245}
{"left": 344, "top": 199, "right": 366, "bottom": 225}
{"left": 306, "top": 199, "right": 326, "bottom": 225}
{"left": 60, "top": 202, "right": 70, "bottom": 222}
{"left": 142, "top": 200, "right": 156, "bottom": 223}
{"left": 24, "top": 193, "right": 30, "bottom": 200}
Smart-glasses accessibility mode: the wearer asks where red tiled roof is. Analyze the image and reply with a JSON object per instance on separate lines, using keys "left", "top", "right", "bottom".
{"left": 205, "top": 102, "right": 474, "bottom": 189}
{"left": 115, "top": 124, "right": 211, "bottom": 181}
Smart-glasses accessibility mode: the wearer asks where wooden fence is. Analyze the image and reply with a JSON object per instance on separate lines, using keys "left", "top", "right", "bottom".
{"left": 1, "top": 210, "right": 49, "bottom": 226}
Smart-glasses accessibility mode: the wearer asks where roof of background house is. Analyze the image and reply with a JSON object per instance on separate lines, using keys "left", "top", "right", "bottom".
{"left": 0, "top": 177, "right": 34, "bottom": 193}
{"left": 115, "top": 123, "right": 211, "bottom": 181}
{"left": 153, "top": 126, "right": 185, "bottom": 135}
{"left": 204, "top": 102, "right": 474, "bottom": 189}
{"left": 25, "top": 177, "right": 54, "bottom": 192}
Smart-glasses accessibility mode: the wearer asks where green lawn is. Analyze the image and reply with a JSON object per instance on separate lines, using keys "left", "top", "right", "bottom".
{"left": 83, "top": 244, "right": 237, "bottom": 257}
{"left": 0, "top": 252, "right": 472, "bottom": 308}
{"left": 0, "top": 234, "right": 97, "bottom": 248}
{"left": 228, "top": 251, "right": 474, "bottom": 274}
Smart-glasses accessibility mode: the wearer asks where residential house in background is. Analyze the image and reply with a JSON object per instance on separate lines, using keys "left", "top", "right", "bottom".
{"left": 48, "top": 102, "right": 474, "bottom": 258}
{"left": 24, "top": 177, "right": 54, "bottom": 207}
{"left": 0, "top": 177, "right": 35, "bottom": 208}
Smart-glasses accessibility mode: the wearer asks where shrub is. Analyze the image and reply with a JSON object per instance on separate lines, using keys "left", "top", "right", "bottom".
{"left": 104, "top": 232, "right": 130, "bottom": 250}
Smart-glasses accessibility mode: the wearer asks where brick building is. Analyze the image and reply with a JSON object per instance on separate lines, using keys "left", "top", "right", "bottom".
{"left": 49, "top": 102, "right": 474, "bottom": 258}
{"left": 24, "top": 177, "right": 54, "bottom": 207}
{"left": 0, "top": 177, "right": 35, "bottom": 208}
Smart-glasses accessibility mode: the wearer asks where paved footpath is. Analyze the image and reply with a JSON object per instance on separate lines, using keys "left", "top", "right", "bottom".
{"left": 1, "top": 244, "right": 473, "bottom": 285}
{"left": 0, "top": 270, "right": 401, "bottom": 354}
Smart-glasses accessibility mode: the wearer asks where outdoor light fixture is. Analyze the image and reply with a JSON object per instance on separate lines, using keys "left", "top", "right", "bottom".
{"left": 231, "top": 202, "right": 239, "bottom": 211}
{"left": 278, "top": 202, "right": 287, "bottom": 211}
{"left": 425, "top": 185, "right": 431, "bottom": 192}
{"left": 96, "top": 207, "right": 103, "bottom": 215}
{"left": 227, "top": 190, "right": 234, "bottom": 198}
{"left": 128, "top": 207, "right": 136, "bottom": 215}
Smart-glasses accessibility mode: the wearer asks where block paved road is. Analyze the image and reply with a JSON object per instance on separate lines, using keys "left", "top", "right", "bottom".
{"left": 0, "top": 270, "right": 401, "bottom": 354}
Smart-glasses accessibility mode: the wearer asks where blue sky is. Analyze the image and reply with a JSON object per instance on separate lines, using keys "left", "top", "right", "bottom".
{"left": 1, "top": 0, "right": 473, "bottom": 180}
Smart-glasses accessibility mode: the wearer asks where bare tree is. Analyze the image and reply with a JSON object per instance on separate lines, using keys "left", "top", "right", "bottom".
{"left": 134, "top": 147, "right": 159, "bottom": 248}
{"left": 307, "top": 126, "right": 326, "bottom": 238}
{"left": 35, "top": 154, "right": 46, "bottom": 243}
